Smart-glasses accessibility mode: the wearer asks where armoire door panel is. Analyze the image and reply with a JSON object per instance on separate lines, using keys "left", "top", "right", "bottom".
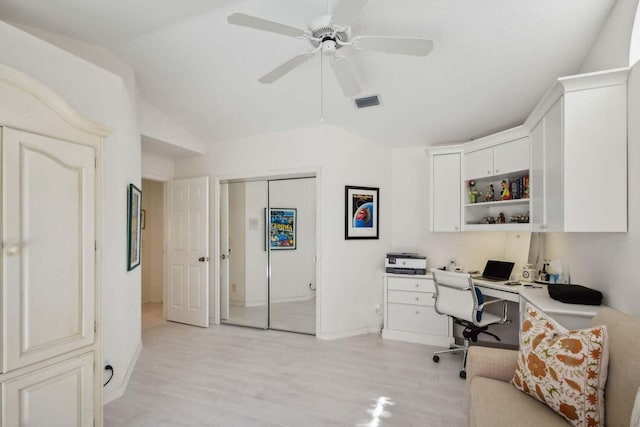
{"left": 2, "top": 128, "right": 95, "bottom": 372}
{"left": 2, "top": 353, "right": 94, "bottom": 427}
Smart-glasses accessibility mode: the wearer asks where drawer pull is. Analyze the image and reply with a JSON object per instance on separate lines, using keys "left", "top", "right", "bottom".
{"left": 415, "top": 283, "right": 419, "bottom": 288}
{"left": 415, "top": 297, "right": 420, "bottom": 301}
{"left": 415, "top": 310, "right": 420, "bottom": 314}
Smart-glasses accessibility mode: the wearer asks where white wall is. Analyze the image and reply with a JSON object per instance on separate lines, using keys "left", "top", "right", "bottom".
{"left": 0, "top": 21, "right": 141, "bottom": 400}
{"left": 270, "top": 178, "right": 316, "bottom": 303}
{"left": 137, "top": 98, "right": 206, "bottom": 155}
{"left": 141, "top": 150, "right": 174, "bottom": 181}
{"left": 141, "top": 179, "right": 164, "bottom": 303}
{"left": 580, "top": 0, "right": 640, "bottom": 72}
{"left": 175, "top": 125, "right": 391, "bottom": 338}
{"left": 544, "top": 60, "right": 640, "bottom": 318}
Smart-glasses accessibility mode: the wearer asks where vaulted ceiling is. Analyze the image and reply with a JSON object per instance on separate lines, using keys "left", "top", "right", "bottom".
{"left": 0, "top": 0, "right": 617, "bottom": 147}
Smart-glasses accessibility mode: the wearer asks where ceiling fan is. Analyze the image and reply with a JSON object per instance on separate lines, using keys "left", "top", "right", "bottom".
{"left": 227, "top": 0, "right": 434, "bottom": 97}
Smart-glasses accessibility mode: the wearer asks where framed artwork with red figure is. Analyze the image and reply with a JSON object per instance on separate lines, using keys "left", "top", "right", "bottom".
{"left": 345, "top": 185, "right": 379, "bottom": 240}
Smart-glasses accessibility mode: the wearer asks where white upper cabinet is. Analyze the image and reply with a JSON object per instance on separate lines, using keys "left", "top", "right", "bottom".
{"left": 429, "top": 147, "right": 462, "bottom": 232}
{"left": 493, "top": 138, "right": 530, "bottom": 176}
{"left": 464, "top": 147, "right": 494, "bottom": 180}
{"left": 526, "top": 68, "right": 628, "bottom": 232}
{"left": 464, "top": 132, "right": 530, "bottom": 180}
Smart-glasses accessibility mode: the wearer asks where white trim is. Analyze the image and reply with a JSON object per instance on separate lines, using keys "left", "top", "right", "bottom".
{"left": 141, "top": 172, "right": 170, "bottom": 182}
{"left": 0, "top": 64, "right": 112, "bottom": 137}
{"left": 524, "top": 68, "right": 630, "bottom": 130}
{"left": 317, "top": 326, "right": 380, "bottom": 340}
{"left": 381, "top": 329, "right": 453, "bottom": 347}
{"left": 103, "top": 340, "right": 142, "bottom": 405}
{"left": 462, "top": 126, "right": 529, "bottom": 153}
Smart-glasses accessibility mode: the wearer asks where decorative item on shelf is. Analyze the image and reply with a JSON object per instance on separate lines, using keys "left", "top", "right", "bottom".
{"left": 468, "top": 180, "right": 481, "bottom": 203}
{"left": 509, "top": 212, "right": 530, "bottom": 223}
{"left": 480, "top": 216, "right": 496, "bottom": 224}
{"left": 497, "top": 212, "right": 506, "bottom": 224}
{"left": 485, "top": 184, "right": 495, "bottom": 202}
{"left": 501, "top": 180, "right": 511, "bottom": 200}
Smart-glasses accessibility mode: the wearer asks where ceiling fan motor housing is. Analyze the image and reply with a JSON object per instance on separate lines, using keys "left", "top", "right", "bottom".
{"left": 309, "top": 15, "right": 349, "bottom": 48}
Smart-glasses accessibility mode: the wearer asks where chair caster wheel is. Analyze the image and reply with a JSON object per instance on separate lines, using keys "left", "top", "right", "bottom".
{"left": 433, "top": 355, "right": 440, "bottom": 363}
{"left": 459, "top": 370, "right": 466, "bottom": 379}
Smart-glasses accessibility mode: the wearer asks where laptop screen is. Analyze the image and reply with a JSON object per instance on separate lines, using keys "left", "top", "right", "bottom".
{"left": 482, "top": 260, "right": 515, "bottom": 281}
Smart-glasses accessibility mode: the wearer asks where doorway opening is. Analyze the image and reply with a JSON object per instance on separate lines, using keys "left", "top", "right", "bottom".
{"left": 141, "top": 178, "right": 165, "bottom": 330}
{"left": 219, "top": 175, "right": 317, "bottom": 335}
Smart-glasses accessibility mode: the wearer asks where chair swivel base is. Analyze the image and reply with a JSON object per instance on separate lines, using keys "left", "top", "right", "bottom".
{"left": 432, "top": 344, "right": 468, "bottom": 379}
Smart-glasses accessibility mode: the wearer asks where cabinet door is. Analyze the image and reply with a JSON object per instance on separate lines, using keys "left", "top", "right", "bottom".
{"left": 463, "top": 147, "right": 493, "bottom": 180}
{"left": 543, "top": 98, "right": 564, "bottom": 232}
{"left": 2, "top": 128, "right": 95, "bottom": 372}
{"left": 2, "top": 353, "right": 94, "bottom": 427}
{"left": 493, "top": 137, "right": 530, "bottom": 175}
{"left": 432, "top": 153, "right": 461, "bottom": 232}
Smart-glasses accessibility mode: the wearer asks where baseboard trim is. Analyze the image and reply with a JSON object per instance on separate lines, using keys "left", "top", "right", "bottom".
{"left": 103, "top": 340, "right": 142, "bottom": 405}
{"left": 316, "top": 326, "right": 380, "bottom": 340}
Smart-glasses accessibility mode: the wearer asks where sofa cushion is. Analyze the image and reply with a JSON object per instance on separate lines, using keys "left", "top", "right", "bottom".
{"left": 469, "top": 376, "right": 570, "bottom": 427}
{"left": 591, "top": 307, "right": 640, "bottom": 427}
{"left": 512, "top": 304, "right": 609, "bottom": 427}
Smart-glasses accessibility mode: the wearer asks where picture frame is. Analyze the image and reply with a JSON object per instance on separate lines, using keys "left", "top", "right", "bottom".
{"left": 127, "top": 183, "right": 142, "bottom": 271}
{"left": 345, "top": 185, "right": 379, "bottom": 240}
{"left": 141, "top": 209, "right": 146, "bottom": 230}
{"left": 269, "top": 208, "right": 297, "bottom": 250}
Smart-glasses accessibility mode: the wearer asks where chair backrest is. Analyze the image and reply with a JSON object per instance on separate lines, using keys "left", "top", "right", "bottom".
{"left": 432, "top": 268, "right": 479, "bottom": 324}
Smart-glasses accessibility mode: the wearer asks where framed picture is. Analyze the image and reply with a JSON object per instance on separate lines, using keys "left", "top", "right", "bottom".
{"left": 141, "top": 209, "right": 146, "bottom": 229}
{"left": 127, "top": 183, "right": 142, "bottom": 271}
{"left": 345, "top": 186, "right": 379, "bottom": 239}
{"left": 269, "top": 208, "right": 297, "bottom": 250}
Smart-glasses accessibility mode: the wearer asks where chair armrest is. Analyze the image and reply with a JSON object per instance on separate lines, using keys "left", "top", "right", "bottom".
{"left": 466, "top": 346, "right": 519, "bottom": 399}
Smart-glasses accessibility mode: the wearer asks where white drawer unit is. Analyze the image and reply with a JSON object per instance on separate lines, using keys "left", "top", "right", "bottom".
{"left": 387, "top": 277, "right": 435, "bottom": 293}
{"left": 382, "top": 274, "right": 452, "bottom": 346}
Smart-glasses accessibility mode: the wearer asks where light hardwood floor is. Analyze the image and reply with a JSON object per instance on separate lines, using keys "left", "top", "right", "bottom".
{"left": 106, "top": 317, "right": 467, "bottom": 426}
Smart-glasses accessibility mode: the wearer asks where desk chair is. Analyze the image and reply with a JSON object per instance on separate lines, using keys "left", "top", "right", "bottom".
{"left": 431, "top": 269, "right": 508, "bottom": 379}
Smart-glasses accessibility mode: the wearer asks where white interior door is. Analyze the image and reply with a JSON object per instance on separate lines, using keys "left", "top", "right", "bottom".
{"left": 166, "top": 177, "right": 210, "bottom": 327}
{"left": 219, "top": 183, "right": 229, "bottom": 320}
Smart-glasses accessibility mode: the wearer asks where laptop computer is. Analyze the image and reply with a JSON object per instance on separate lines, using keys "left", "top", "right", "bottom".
{"left": 473, "top": 260, "right": 515, "bottom": 282}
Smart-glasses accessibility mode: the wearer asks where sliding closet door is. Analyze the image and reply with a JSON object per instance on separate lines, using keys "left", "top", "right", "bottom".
{"left": 268, "top": 178, "right": 316, "bottom": 334}
{"left": 222, "top": 181, "right": 268, "bottom": 328}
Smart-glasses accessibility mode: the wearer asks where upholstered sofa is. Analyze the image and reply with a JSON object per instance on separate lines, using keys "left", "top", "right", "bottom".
{"left": 466, "top": 307, "right": 640, "bottom": 427}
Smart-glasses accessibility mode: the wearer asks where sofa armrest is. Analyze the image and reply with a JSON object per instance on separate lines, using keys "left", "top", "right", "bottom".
{"left": 466, "top": 346, "right": 519, "bottom": 399}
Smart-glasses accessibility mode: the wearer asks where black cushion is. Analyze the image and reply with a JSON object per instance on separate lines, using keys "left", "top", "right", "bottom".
{"left": 547, "top": 284, "right": 603, "bottom": 305}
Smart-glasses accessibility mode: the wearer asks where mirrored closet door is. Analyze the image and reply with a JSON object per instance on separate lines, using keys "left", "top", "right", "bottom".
{"left": 220, "top": 177, "right": 316, "bottom": 335}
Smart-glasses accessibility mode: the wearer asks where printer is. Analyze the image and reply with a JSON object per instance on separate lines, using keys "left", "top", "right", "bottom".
{"left": 385, "top": 253, "right": 427, "bottom": 275}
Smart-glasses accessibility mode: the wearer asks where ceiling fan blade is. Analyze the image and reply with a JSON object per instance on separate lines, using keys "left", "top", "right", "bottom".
{"left": 227, "top": 13, "right": 307, "bottom": 38}
{"left": 259, "top": 53, "right": 313, "bottom": 84}
{"left": 329, "top": 57, "right": 361, "bottom": 97}
{"left": 332, "top": 0, "right": 368, "bottom": 27}
{"left": 353, "top": 36, "right": 434, "bottom": 56}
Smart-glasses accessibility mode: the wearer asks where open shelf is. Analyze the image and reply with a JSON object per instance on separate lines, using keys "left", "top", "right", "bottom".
{"left": 464, "top": 223, "right": 531, "bottom": 232}
{"left": 465, "top": 198, "right": 529, "bottom": 208}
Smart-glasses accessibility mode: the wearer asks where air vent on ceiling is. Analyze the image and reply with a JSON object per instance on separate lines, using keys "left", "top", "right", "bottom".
{"left": 354, "top": 95, "right": 381, "bottom": 109}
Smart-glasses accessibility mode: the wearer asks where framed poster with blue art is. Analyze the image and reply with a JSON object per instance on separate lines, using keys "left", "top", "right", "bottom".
{"left": 345, "top": 185, "right": 379, "bottom": 240}
{"left": 269, "top": 208, "right": 296, "bottom": 250}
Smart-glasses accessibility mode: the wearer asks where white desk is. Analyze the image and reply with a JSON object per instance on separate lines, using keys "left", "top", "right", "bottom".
{"left": 473, "top": 279, "right": 601, "bottom": 330}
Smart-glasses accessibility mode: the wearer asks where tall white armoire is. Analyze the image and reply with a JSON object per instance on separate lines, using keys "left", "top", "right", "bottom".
{"left": 0, "top": 65, "right": 109, "bottom": 426}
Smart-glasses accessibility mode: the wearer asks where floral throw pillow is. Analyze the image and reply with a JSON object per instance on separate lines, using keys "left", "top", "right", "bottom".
{"left": 511, "top": 304, "right": 609, "bottom": 427}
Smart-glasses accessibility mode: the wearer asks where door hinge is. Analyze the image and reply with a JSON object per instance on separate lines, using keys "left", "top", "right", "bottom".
{"left": 94, "top": 322, "right": 97, "bottom": 333}
{"left": 95, "top": 241, "right": 97, "bottom": 251}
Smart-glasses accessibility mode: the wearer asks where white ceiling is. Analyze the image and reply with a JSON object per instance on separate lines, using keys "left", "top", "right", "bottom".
{"left": 0, "top": 0, "right": 617, "bottom": 147}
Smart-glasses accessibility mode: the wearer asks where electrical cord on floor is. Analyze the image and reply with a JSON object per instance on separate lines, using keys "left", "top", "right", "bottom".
{"left": 104, "top": 364, "right": 114, "bottom": 387}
